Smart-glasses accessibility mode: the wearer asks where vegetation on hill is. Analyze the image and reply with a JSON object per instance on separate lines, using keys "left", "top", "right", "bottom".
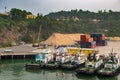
{"left": 0, "top": 8, "right": 120, "bottom": 47}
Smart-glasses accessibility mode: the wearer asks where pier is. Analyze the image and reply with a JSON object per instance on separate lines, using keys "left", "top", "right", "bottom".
{"left": 0, "top": 44, "right": 41, "bottom": 60}
{"left": 0, "top": 41, "right": 120, "bottom": 60}
{"left": 0, "top": 52, "right": 37, "bottom": 60}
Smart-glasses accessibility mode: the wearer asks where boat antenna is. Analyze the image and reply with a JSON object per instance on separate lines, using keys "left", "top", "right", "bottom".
{"left": 5, "top": 6, "right": 7, "bottom": 13}
{"left": 111, "top": 48, "right": 113, "bottom": 53}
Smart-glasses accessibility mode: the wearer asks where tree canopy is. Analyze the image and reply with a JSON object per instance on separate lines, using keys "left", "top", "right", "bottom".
{"left": 0, "top": 8, "right": 120, "bottom": 47}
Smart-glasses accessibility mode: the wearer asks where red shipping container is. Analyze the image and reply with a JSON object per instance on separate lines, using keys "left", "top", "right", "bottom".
{"left": 100, "top": 36, "right": 106, "bottom": 40}
{"left": 80, "top": 34, "right": 91, "bottom": 42}
{"left": 85, "top": 34, "right": 91, "bottom": 39}
{"left": 80, "top": 35, "right": 86, "bottom": 42}
{"left": 93, "top": 37, "right": 97, "bottom": 41}
{"left": 86, "top": 38, "right": 93, "bottom": 42}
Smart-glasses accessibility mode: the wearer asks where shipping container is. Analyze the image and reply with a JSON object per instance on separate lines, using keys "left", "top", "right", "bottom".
{"left": 86, "top": 41, "right": 96, "bottom": 48}
{"left": 80, "top": 41, "right": 96, "bottom": 48}
{"left": 90, "top": 33, "right": 107, "bottom": 46}
{"left": 80, "top": 34, "right": 91, "bottom": 42}
{"left": 86, "top": 38, "right": 93, "bottom": 42}
{"left": 100, "top": 36, "right": 106, "bottom": 40}
{"left": 80, "top": 42, "right": 87, "bottom": 48}
{"left": 80, "top": 33, "right": 107, "bottom": 48}
{"left": 100, "top": 40, "right": 107, "bottom": 46}
{"left": 90, "top": 33, "right": 104, "bottom": 37}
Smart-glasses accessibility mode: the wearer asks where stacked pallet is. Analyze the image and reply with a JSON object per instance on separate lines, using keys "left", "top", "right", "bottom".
{"left": 90, "top": 33, "right": 107, "bottom": 46}
{"left": 80, "top": 34, "right": 96, "bottom": 48}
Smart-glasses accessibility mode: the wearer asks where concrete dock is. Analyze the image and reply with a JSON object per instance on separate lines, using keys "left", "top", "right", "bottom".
{"left": 0, "top": 41, "right": 120, "bottom": 60}
{"left": 97, "top": 41, "right": 120, "bottom": 56}
{"left": 0, "top": 44, "right": 40, "bottom": 60}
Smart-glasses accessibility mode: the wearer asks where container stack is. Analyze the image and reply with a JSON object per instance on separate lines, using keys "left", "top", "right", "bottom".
{"left": 90, "top": 33, "right": 107, "bottom": 46}
{"left": 80, "top": 33, "right": 107, "bottom": 48}
{"left": 80, "top": 34, "right": 96, "bottom": 48}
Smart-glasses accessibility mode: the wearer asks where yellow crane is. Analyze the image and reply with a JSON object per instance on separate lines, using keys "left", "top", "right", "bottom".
{"left": 32, "top": 25, "right": 42, "bottom": 47}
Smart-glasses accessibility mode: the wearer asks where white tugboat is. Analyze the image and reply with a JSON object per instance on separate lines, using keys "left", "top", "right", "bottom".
{"left": 97, "top": 52, "right": 120, "bottom": 76}
{"left": 61, "top": 51, "right": 86, "bottom": 70}
{"left": 56, "top": 47, "right": 71, "bottom": 64}
{"left": 76, "top": 52, "right": 104, "bottom": 75}
{"left": 72, "top": 52, "right": 85, "bottom": 66}
{"left": 43, "top": 47, "right": 71, "bottom": 69}
{"left": 25, "top": 49, "right": 54, "bottom": 70}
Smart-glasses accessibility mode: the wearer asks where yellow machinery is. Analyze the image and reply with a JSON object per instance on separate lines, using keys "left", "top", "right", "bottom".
{"left": 67, "top": 47, "right": 98, "bottom": 56}
{"left": 32, "top": 43, "right": 39, "bottom": 47}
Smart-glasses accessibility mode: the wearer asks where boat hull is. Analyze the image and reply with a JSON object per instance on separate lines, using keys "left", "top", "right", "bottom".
{"left": 76, "top": 63, "right": 104, "bottom": 75}
{"left": 97, "top": 66, "right": 120, "bottom": 77}
{"left": 44, "top": 62, "right": 60, "bottom": 69}
{"left": 25, "top": 63, "right": 43, "bottom": 70}
{"left": 61, "top": 62, "right": 85, "bottom": 70}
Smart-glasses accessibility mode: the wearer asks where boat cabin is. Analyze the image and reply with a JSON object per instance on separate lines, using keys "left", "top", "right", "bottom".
{"left": 72, "top": 52, "right": 85, "bottom": 65}
{"left": 105, "top": 53, "right": 119, "bottom": 69}
{"left": 86, "top": 53, "right": 103, "bottom": 68}
{"left": 55, "top": 47, "right": 71, "bottom": 63}
{"left": 36, "top": 49, "right": 53, "bottom": 63}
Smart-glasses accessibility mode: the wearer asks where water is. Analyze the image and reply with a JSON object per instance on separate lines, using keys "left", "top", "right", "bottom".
{"left": 0, "top": 59, "right": 119, "bottom": 80}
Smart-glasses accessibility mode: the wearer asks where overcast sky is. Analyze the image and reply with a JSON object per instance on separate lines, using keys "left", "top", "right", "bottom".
{"left": 0, "top": 0, "right": 120, "bottom": 15}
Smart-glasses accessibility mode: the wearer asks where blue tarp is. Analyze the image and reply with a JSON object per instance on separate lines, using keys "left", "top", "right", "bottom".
{"left": 36, "top": 53, "right": 45, "bottom": 60}
{"left": 41, "top": 54, "right": 45, "bottom": 59}
{"left": 36, "top": 54, "right": 40, "bottom": 60}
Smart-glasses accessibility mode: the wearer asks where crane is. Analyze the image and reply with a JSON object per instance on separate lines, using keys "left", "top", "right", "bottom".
{"left": 32, "top": 25, "right": 42, "bottom": 47}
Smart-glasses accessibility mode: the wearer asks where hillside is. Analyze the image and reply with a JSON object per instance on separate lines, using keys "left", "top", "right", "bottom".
{"left": 0, "top": 8, "right": 120, "bottom": 47}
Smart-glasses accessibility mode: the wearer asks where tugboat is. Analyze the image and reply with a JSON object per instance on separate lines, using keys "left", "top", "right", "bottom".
{"left": 97, "top": 52, "right": 120, "bottom": 77}
{"left": 76, "top": 52, "right": 104, "bottom": 75}
{"left": 61, "top": 52, "right": 85, "bottom": 70}
{"left": 44, "top": 47, "right": 69, "bottom": 69}
{"left": 55, "top": 47, "right": 71, "bottom": 64}
{"left": 72, "top": 52, "right": 85, "bottom": 66}
{"left": 44, "top": 52, "right": 59, "bottom": 69}
{"left": 25, "top": 49, "right": 54, "bottom": 70}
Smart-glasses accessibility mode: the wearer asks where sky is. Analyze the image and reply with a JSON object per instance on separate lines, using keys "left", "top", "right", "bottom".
{"left": 0, "top": 0, "right": 120, "bottom": 15}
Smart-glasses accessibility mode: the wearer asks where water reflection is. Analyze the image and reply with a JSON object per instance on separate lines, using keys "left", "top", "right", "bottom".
{"left": 0, "top": 63, "right": 4, "bottom": 73}
{"left": 76, "top": 74, "right": 118, "bottom": 80}
{"left": 76, "top": 74, "right": 98, "bottom": 80}
{"left": 11, "top": 63, "right": 24, "bottom": 77}
{"left": 0, "top": 60, "right": 120, "bottom": 80}
{"left": 97, "top": 76, "right": 117, "bottom": 80}
{"left": 26, "top": 69, "right": 76, "bottom": 80}
{"left": 55, "top": 70, "right": 76, "bottom": 80}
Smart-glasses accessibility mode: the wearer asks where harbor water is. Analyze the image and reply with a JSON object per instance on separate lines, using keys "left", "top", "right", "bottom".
{"left": 0, "top": 59, "right": 119, "bottom": 80}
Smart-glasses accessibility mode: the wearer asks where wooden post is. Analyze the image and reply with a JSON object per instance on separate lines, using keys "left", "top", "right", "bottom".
{"left": 24, "top": 55, "right": 26, "bottom": 59}
{"left": 12, "top": 55, "right": 14, "bottom": 60}
{"left": 0, "top": 55, "right": 1, "bottom": 60}
{"left": 5, "top": 55, "right": 7, "bottom": 59}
